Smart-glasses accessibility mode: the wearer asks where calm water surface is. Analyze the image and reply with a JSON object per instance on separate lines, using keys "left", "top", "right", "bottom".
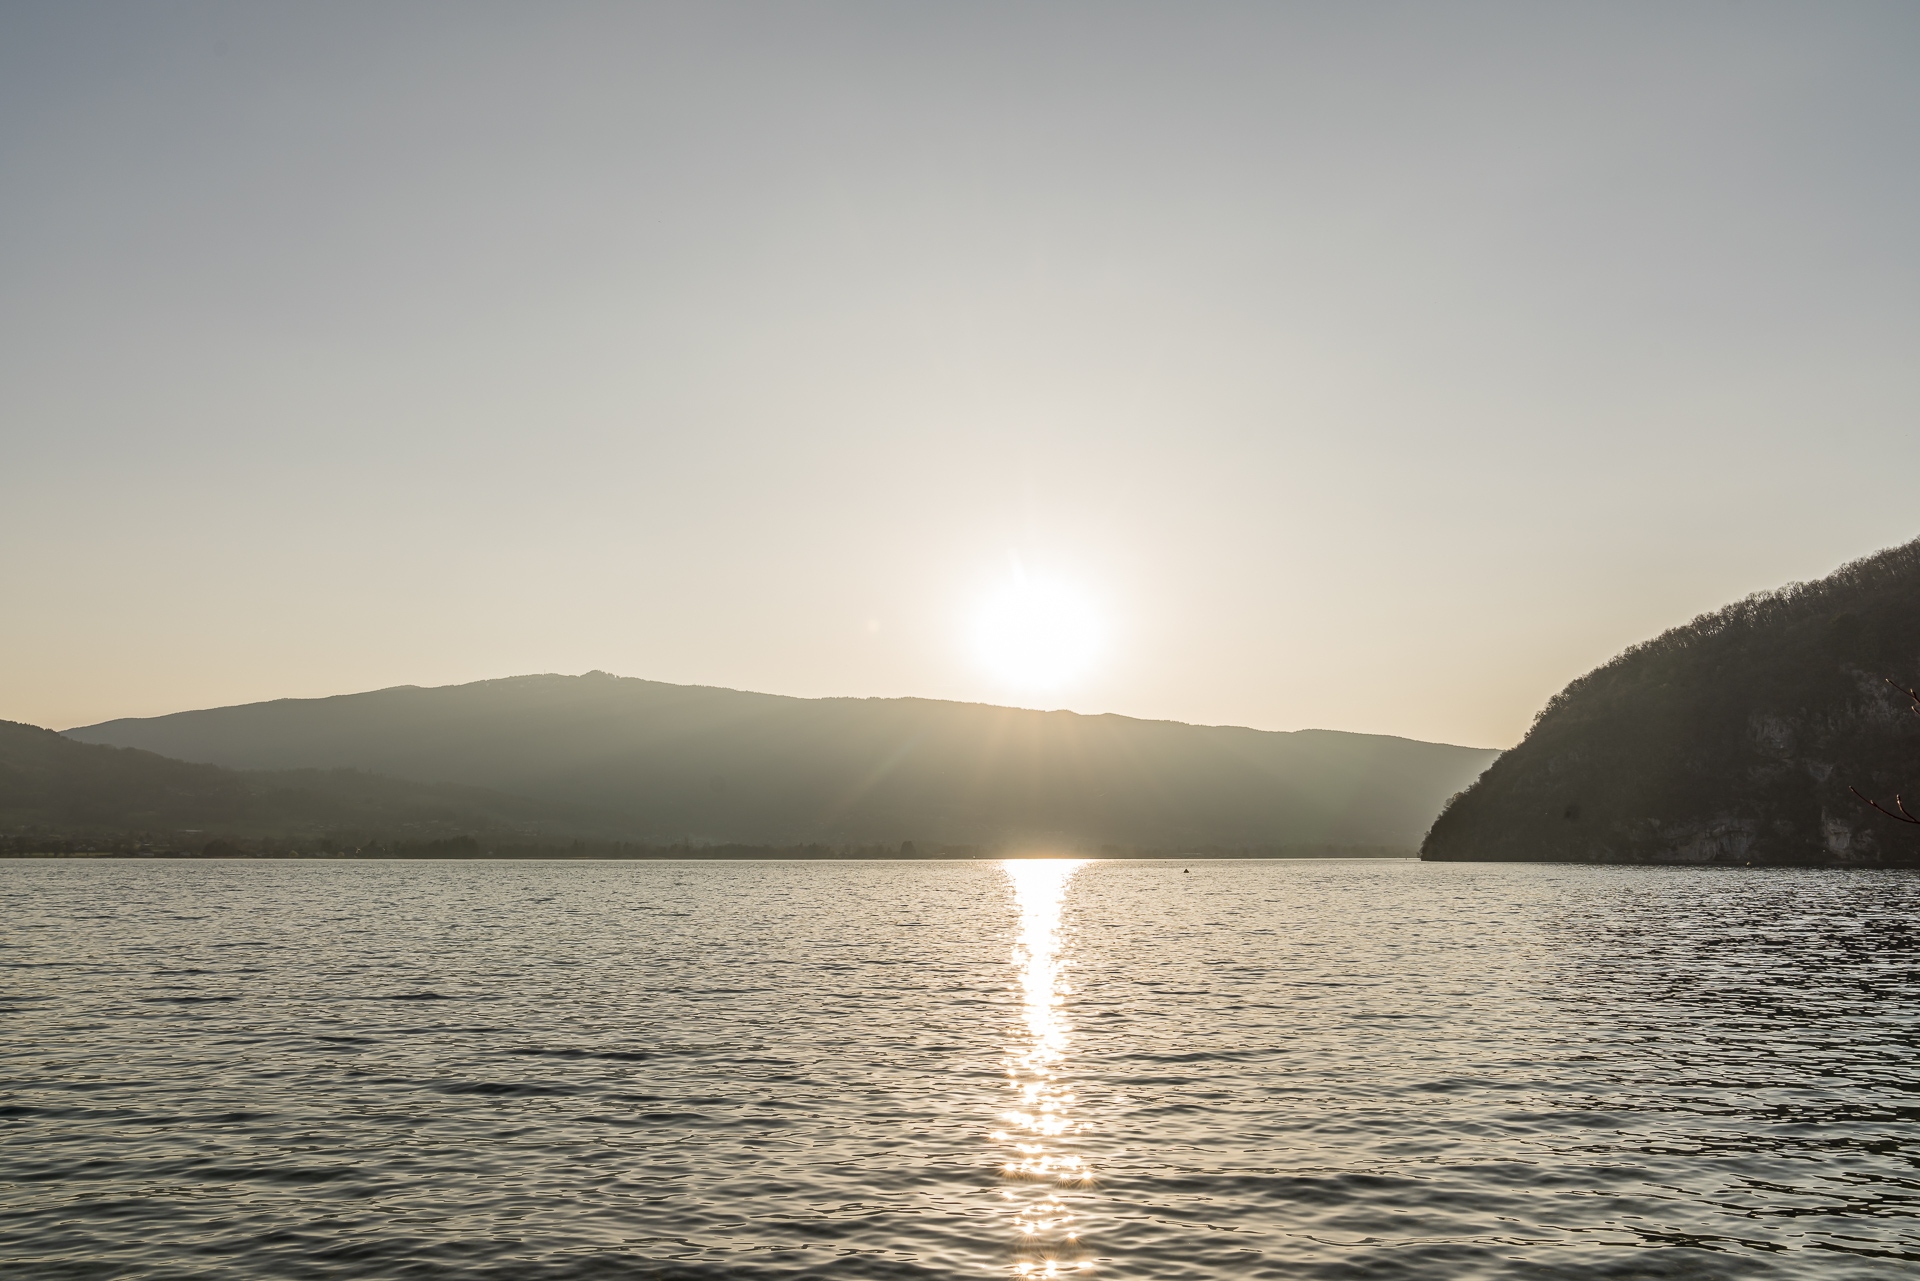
{"left": 4, "top": 858, "right": 1919, "bottom": 1280}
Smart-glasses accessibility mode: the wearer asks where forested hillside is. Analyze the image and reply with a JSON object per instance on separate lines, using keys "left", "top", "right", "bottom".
{"left": 1423, "top": 537, "right": 1920, "bottom": 865}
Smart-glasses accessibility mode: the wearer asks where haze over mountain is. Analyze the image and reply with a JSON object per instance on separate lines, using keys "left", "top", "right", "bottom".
{"left": 1424, "top": 537, "right": 1920, "bottom": 866}
{"left": 69, "top": 676, "right": 1498, "bottom": 850}
{"left": 0, "top": 719, "right": 586, "bottom": 840}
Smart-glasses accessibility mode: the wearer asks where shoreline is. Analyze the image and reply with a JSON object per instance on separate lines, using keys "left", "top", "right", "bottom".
{"left": 3, "top": 850, "right": 1419, "bottom": 862}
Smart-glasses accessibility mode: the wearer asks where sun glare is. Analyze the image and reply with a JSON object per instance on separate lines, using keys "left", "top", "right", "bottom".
{"left": 973, "top": 576, "right": 1104, "bottom": 693}
{"left": 996, "top": 858, "right": 1093, "bottom": 1270}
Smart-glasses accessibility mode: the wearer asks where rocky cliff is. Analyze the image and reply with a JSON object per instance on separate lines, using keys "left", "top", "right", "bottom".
{"left": 1423, "top": 537, "right": 1920, "bottom": 865}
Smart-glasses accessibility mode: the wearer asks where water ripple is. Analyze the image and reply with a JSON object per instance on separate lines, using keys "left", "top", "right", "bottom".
{"left": 3, "top": 858, "right": 1919, "bottom": 1278}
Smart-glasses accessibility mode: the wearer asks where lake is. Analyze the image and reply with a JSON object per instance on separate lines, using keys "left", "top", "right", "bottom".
{"left": 4, "top": 857, "right": 1918, "bottom": 1279}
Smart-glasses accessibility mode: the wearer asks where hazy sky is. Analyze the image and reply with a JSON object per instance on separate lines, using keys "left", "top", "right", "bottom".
{"left": 5, "top": 2, "right": 1917, "bottom": 747}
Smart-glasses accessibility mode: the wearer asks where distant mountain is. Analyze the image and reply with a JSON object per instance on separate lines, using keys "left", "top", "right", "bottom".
{"left": 67, "top": 676, "right": 1498, "bottom": 849}
{"left": 1423, "top": 537, "right": 1920, "bottom": 866}
{"left": 0, "top": 719, "right": 595, "bottom": 840}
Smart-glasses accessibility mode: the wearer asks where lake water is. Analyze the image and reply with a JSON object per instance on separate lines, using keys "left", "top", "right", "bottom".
{"left": 5, "top": 858, "right": 1920, "bottom": 1280}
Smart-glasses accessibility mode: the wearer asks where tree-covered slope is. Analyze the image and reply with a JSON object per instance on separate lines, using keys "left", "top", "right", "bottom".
{"left": 1423, "top": 537, "right": 1920, "bottom": 865}
{"left": 68, "top": 677, "right": 1498, "bottom": 849}
{"left": 0, "top": 720, "right": 598, "bottom": 839}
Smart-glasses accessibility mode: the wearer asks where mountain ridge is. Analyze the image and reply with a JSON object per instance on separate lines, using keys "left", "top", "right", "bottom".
{"left": 0, "top": 718, "right": 604, "bottom": 841}
{"left": 68, "top": 673, "right": 1499, "bottom": 849}
{"left": 79, "top": 671, "right": 1484, "bottom": 749}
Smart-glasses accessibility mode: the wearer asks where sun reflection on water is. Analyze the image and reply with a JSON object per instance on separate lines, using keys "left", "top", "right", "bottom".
{"left": 995, "top": 858, "right": 1094, "bottom": 1275}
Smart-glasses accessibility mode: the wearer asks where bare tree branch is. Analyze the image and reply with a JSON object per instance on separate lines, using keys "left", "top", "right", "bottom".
{"left": 1850, "top": 678, "right": 1920, "bottom": 827}
{"left": 1852, "top": 785, "right": 1920, "bottom": 825}
{"left": 1889, "top": 677, "right": 1920, "bottom": 713}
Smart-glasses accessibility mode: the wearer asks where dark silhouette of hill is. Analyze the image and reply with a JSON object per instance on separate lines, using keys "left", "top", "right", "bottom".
{"left": 67, "top": 676, "right": 1497, "bottom": 849}
{"left": 1423, "top": 536, "right": 1920, "bottom": 866}
{"left": 0, "top": 719, "right": 596, "bottom": 840}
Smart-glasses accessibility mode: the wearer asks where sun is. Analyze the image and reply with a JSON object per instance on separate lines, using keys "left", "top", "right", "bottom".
{"left": 972, "top": 574, "right": 1104, "bottom": 693}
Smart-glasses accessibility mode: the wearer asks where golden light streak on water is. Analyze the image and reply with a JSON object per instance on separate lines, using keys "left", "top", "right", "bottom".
{"left": 995, "top": 859, "right": 1094, "bottom": 1275}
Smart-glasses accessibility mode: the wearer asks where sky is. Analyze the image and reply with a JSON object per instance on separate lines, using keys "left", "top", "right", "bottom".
{"left": 4, "top": 1, "right": 1918, "bottom": 748}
